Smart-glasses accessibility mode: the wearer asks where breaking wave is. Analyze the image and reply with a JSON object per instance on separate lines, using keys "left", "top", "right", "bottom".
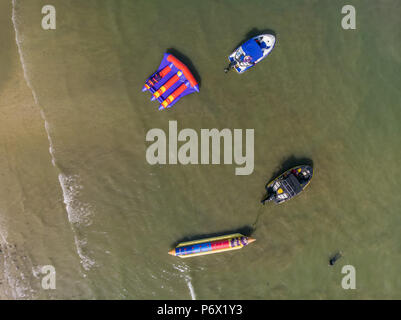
{"left": 11, "top": 0, "right": 95, "bottom": 273}
{"left": 0, "top": 232, "right": 35, "bottom": 299}
{"left": 173, "top": 263, "right": 196, "bottom": 300}
{"left": 58, "top": 174, "right": 95, "bottom": 271}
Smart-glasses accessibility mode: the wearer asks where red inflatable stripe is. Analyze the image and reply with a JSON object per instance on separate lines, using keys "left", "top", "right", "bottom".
{"left": 211, "top": 239, "right": 230, "bottom": 250}
{"left": 170, "top": 83, "right": 188, "bottom": 99}
{"left": 167, "top": 54, "right": 198, "bottom": 88}
{"left": 160, "top": 65, "right": 172, "bottom": 77}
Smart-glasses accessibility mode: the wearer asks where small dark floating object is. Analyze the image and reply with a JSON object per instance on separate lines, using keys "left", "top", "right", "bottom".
{"left": 329, "top": 252, "right": 342, "bottom": 266}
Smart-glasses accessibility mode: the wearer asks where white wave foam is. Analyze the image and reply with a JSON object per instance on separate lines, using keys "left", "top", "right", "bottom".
{"left": 0, "top": 219, "right": 8, "bottom": 244}
{"left": 58, "top": 174, "right": 93, "bottom": 226}
{"left": 11, "top": 0, "right": 95, "bottom": 272}
{"left": 58, "top": 174, "right": 95, "bottom": 270}
{"left": 0, "top": 236, "right": 33, "bottom": 299}
{"left": 173, "top": 264, "right": 196, "bottom": 300}
{"left": 73, "top": 235, "right": 95, "bottom": 271}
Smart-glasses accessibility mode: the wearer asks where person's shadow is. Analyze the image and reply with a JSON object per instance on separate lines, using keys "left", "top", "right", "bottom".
{"left": 245, "top": 28, "right": 277, "bottom": 39}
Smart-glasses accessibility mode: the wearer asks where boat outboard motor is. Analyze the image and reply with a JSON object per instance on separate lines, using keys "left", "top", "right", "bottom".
{"left": 267, "top": 194, "right": 275, "bottom": 202}
{"left": 261, "top": 193, "right": 275, "bottom": 205}
{"left": 224, "top": 60, "right": 237, "bottom": 73}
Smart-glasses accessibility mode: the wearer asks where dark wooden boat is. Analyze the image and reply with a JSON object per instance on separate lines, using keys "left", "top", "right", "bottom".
{"left": 261, "top": 165, "right": 313, "bottom": 204}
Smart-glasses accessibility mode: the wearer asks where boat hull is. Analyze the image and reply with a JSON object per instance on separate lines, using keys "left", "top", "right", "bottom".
{"left": 264, "top": 165, "right": 313, "bottom": 204}
{"left": 228, "top": 34, "right": 276, "bottom": 73}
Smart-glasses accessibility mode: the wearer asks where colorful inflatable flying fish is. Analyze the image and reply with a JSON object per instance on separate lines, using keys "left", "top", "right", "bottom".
{"left": 142, "top": 53, "right": 199, "bottom": 110}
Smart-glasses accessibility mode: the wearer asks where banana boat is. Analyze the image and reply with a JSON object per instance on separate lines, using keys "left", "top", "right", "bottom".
{"left": 168, "top": 233, "right": 255, "bottom": 258}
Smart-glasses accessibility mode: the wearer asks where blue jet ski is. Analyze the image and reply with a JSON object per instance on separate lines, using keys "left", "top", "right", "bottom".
{"left": 225, "top": 34, "right": 276, "bottom": 74}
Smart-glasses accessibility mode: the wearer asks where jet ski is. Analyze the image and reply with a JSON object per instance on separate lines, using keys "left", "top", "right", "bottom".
{"left": 261, "top": 165, "right": 313, "bottom": 204}
{"left": 225, "top": 34, "right": 276, "bottom": 74}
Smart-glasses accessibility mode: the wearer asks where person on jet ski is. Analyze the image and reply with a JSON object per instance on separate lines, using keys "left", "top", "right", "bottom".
{"left": 242, "top": 55, "right": 255, "bottom": 66}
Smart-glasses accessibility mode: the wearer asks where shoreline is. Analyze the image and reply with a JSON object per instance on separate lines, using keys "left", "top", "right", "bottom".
{"left": 0, "top": 1, "right": 84, "bottom": 299}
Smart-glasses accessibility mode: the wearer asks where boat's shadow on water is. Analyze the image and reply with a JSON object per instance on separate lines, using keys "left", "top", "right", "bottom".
{"left": 230, "top": 27, "right": 277, "bottom": 52}
{"left": 264, "top": 155, "right": 314, "bottom": 190}
{"left": 166, "top": 48, "right": 202, "bottom": 88}
{"left": 171, "top": 225, "right": 255, "bottom": 248}
{"left": 245, "top": 28, "right": 277, "bottom": 39}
